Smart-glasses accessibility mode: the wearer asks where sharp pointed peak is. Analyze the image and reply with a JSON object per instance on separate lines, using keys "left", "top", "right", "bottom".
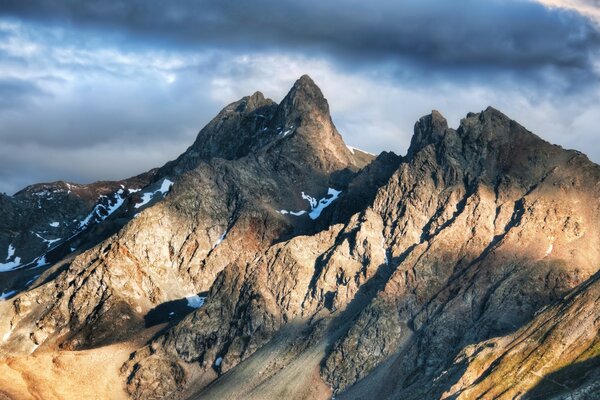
{"left": 284, "top": 75, "right": 327, "bottom": 103}
{"left": 280, "top": 75, "right": 329, "bottom": 119}
{"left": 293, "top": 74, "right": 318, "bottom": 89}
{"left": 463, "top": 106, "right": 510, "bottom": 123}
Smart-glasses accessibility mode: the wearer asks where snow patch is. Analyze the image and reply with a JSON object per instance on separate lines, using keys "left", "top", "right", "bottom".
{"left": 0, "top": 257, "right": 21, "bottom": 272}
{"left": 135, "top": 192, "right": 154, "bottom": 209}
{"left": 0, "top": 290, "right": 17, "bottom": 300}
{"left": 280, "top": 188, "right": 342, "bottom": 220}
{"left": 34, "top": 256, "right": 47, "bottom": 268}
{"left": 186, "top": 295, "right": 206, "bottom": 309}
{"left": 215, "top": 357, "right": 223, "bottom": 367}
{"left": 25, "top": 275, "right": 39, "bottom": 286}
{"left": 213, "top": 230, "right": 228, "bottom": 249}
{"left": 279, "top": 125, "right": 295, "bottom": 137}
{"left": 346, "top": 145, "right": 375, "bottom": 156}
{"left": 159, "top": 179, "right": 174, "bottom": 194}
{"left": 306, "top": 188, "right": 341, "bottom": 220}
{"left": 79, "top": 189, "right": 127, "bottom": 229}
{"left": 279, "top": 210, "right": 307, "bottom": 216}
{"left": 135, "top": 179, "right": 174, "bottom": 209}
{"left": 33, "top": 232, "right": 61, "bottom": 248}
{"left": 49, "top": 222, "right": 60, "bottom": 227}
{"left": 382, "top": 237, "right": 389, "bottom": 265}
{"left": 105, "top": 189, "right": 125, "bottom": 215}
{"left": 545, "top": 243, "right": 553, "bottom": 257}
{"left": 6, "top": 244, "right": 15, "bottom": 261}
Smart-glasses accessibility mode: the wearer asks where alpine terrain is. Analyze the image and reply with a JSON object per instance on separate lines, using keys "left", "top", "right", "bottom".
{"left": 0, "top": 75, "right": 598, "bottom": 400}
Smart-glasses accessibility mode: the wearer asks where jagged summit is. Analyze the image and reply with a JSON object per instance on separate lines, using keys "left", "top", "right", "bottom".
{"left": 163, "top": 75, "right": 370, "bottom": 176}
{"left": 407, "top": 109, "right": 449, "bottom": 158}
{"left": 277, "top": 74, "right": 330, "bottom": 118}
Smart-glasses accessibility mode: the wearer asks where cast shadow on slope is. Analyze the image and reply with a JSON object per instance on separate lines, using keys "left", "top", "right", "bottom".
{"left": 329, "top": 239, "right": 587, "bottom": 398}
{"left": 523, "top": 356, "right": 600, "bottom": 399}
{"left": 144, "top": 292, "right": 209, "bottom": 328}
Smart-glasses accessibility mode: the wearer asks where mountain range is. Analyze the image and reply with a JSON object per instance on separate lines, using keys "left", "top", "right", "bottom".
{"left": 0, "top": 75, "right": 598, "bottom": 400}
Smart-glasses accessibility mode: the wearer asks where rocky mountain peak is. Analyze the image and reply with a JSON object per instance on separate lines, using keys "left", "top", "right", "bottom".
{"left": 278, "top": 74, "right": 330, "bottom": 118}
{"left": 164, "top": 75, "right": 369, "bottom": 177}
{"left": 268, "top": 75, "right": 364, "bottom": 173}
{"left": 407, "top": 109, "right": 449, "bottom": 158}
{"left": 404, "top": 106, "right": 576, "bottom": 189}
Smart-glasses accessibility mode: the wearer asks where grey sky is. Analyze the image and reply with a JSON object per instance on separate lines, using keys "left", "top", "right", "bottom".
{"left": 0, "top": 0, "right": 599, "bottom": 194}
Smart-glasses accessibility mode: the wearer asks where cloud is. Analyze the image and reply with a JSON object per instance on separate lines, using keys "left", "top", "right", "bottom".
{"left": 1, "top": 0, "right": 599, "bottom": 86}
{"left": 535, "top": 0, "right": 600, "bottom": 25}
{"left": 0, "top": 78, "right": 46, "bottom": 110}
{"left": 0, "top": 2, "right": 598, "bottom": 195}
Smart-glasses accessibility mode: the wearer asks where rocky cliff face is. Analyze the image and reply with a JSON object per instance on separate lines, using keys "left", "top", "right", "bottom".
{"left": 0, "top": 76, "right": 598, "bottom": 400}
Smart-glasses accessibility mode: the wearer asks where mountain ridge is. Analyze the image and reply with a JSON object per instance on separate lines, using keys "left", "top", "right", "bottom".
{"left": 0, "top": 75, "right": 599, "bottom": 400}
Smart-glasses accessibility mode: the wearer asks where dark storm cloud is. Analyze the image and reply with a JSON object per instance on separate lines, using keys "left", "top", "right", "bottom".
{"left": 0, "top": 78, "right": 46, "bottom": 110}
{"left": 2, "top": 0, "right": 599, "bottom": 83}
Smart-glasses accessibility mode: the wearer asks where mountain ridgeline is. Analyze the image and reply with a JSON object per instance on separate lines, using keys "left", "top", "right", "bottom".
{"left": 0, "top": 75, "right": 598, "bottom": 400}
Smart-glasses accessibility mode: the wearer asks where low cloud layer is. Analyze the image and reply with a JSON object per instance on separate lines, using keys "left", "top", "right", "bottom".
{"left": 0, "top": 1, "right": 599, "bottom": 194}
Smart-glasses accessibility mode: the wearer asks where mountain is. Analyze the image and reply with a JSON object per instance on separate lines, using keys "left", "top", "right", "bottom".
{"left": 0, "top": 75, "right": 598, "bottom": 400}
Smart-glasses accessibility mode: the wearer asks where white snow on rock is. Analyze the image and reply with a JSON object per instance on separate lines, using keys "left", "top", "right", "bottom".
{"left": 0, "top": 257, "right": 22, "bottom": 272}
{"left": 545, "top": 243, "right": 553, "bottom": 257}
{"left": 346, "top": 145, "right": 375, "bottom": 156}
{"left": 34, "top": 255, "right": 47, "bottom": 268}
{"left": 291, "top": 210, "right": 307, "bottom": 216}
{"left": 6, "top": 244, "right": 15, "bottom": 261}
{"left": 213, "top": 230, "right": 228, "bottom": 249}
{"left": 382, "top": 237, "right": 389, "bottom": 265}
{"left": 306, "top": 188, "right": 341, "bottom": 219}
{"left": 215, "top": 357, "right": 223, "bottom": 367}
{"left": 186, "top": 295, "right": 206, "bottom": 309}
{"left": 0, "top": 290, "right": 16, "bottom": 301}
{"left": 158, "top": 179, "right": 174, "bottom": 194}
{"left": 25, "top": 275, "right": 39, "bottom": 286}
{"left": 128, "top": 188, "right": 141, "bottom": 194}
{"left": 79, "top": 189, "right": 127, "bottom": 229}
{"left": 280, "top": 188, "right": 342, "bottom": 220}
{"left": 135, "top": 192, "right": 154, "bottom": 209}
{"left": 278, "top": 125, "right": 295, "bottom": 137}
{"left": 33, "top": 232, "right": 61, "bottom": 248}
{"left": 105, "top": 189, "right": 125, "bottom": 215}
{"left": 301, "top": 192, "right": 318, "bottom": 209}
{"left": 279, "top": 210, "right": 307, "bottom": 216}
{"left": 49, "top": 222, "right": 60, "bottom": 227}
{"left": 1, "top": 244, "right": 21, "bottom": 272}
{"left": 135, "top": 179, "right": 174, "bottom": 209}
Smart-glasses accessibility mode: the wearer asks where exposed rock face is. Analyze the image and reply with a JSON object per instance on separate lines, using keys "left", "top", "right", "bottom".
{"left": 441, "top": 271, "right": 600, "bottom": 399}
{"left": 1, "top": 76, "right": 599, "bottom": 400}
{"left": 324, "top": 107, "right": 600, "bottom": 398}
{"left": 0, "top": 75, "right": 377, "bottom": 356}
{"left": 120, "top": 105, "right": 600, "bottom": 399}
{"left": 0, "top": 171, "right": 156, "bottom": 296}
